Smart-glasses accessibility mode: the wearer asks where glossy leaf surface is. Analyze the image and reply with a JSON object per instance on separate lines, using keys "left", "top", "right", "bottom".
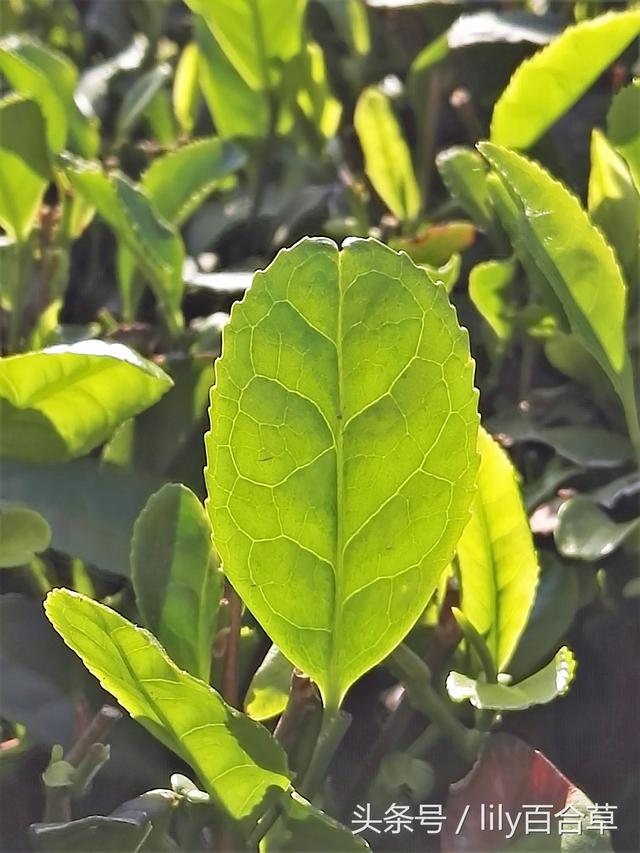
{"left": 0, "top": 341, "right": 172, "bottom": 463}
{"left": 142, "top": 137, "right": 246, "bottom": 227}
{"left": 0, "top": 507, "right": 51, "bottom": 568}
{"left": 457, "top": 427, "right": 539, "bottom": 672}
{"left": 0, "top": 96, "right": 50, "bottom": 241}
{"left": 479, "top": 143, "right": 632, "bottom": 407}
{"left": 354, "top": 87, "right": 421, "bottom": 222}
{"left": 206, "top": 237, "right": 479, "bottom": 708}
{"left": 490, "top": 10, "right": 640, "bottom": 150}
{"left": 555, "top": 496, "right": 640, "bottom": 561}
{"left": 131, "top": 484, "right": 221, "bottom": 681}
{"left": 447, "top": 647, "right": 575, "bottom": 711}
{"left": 45, "top": 590, "right": 291, "bottom": 824}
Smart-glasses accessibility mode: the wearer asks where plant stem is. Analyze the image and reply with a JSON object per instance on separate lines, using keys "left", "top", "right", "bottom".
{"left": 418, "top": 70, "right": 441, "bottom": 213}
{"left": 248, "top": 92, "right": 278, "bottom": 253}
{"left": 405, "top": 723, "right": 441, "bottom": 758}
{"left": 66, "top": 704, "right": 122, "bottom": 766}
{"left": 390, "top": 644, "right": 480, "bottom": 763}
{"left": 221, "top": 583, "right": 242, "bottom": 708}
{"left": 298, "top": 705, "right": 351, "bottom": 800}
{"left": 7, "top": 240, "right": 31, "bottom": 353}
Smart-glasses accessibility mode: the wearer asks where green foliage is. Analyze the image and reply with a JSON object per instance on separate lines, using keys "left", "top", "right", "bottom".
{"left": 456, "top": 427, "right": 539, "bottom": 673}
{"left": 354, "top": 87, "right": 421, "bottom": 221}
{"left": 490, "top": 9, "right": 640, "bottom": 149}
{"left": 245, "top": 645, "right": 293, "bottom": 721}
{"left": 44, "top": 590, "right": 291, "bottom": 826}
{"left": 607, "top": 80, "right": 640, "bottom": 193}
{"left": 0, "top": 96, "right": 50, "bottom": 241}
{"left": 131, "top": 484, "right": 221, "bottom": 682}
{"left": 555, "top": 496, "right": 640, "bottom": 561}
{"left": 0, "top": 507, "right": 51, "bottom": 568}
{"left": 206, "top": 237, "right": 479, "bottom": 708}
{"left": 0, "top": 342, "right": 172, "bottom": 463}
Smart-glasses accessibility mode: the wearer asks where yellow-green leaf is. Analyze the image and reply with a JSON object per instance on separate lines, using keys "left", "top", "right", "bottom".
{"left": 457, "top": 427, "right": 539, "bottom": 672}
{"left": 354, "top": 87, "right": 421, "bottom": 222}
{"left": 44, "top": 590, "right": 290, "bottom": 826}
{"left": 205, "top": 238, "right": 479, "bottom": 709}
{"left": 173, "top": 43, "right": 200, "bottom": 135}
{"left": 490, "top": 9, "right": 640, "bottom": 150}
{"left": 0, "top": 507, "right": 51, "bottom": 568}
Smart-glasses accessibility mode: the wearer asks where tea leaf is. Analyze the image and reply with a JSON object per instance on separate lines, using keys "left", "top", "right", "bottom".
{"left": 0, "top": 507, "right": 51, "bottom": 568}
{"left": 479, "top": 144, "right": 636, "bottom": 427}
{"left": 447, "top": 646, "right": 575, "bottom": 711}
{"left": 275, "top": 790, "right": 369, "bottom": 851}
{"left": 173, "top": 43, "right": 200, "bottom": 135}
{"left": 469, "top": 258, "right": 517, "bottom": 343}
{"left": 131, "top": 484, "right": 222, "bottom": 682}
{"left": 436, "top": 147, "right": 494, "bottom": 233}
{"left": 115, "top": 63, "right": 171, "bottom": 143}
{"left": 205, "top": 237, "right": 479, "bottom": 708}
{"left": 355, "top": 87, "right": 421, "bottom": 221}
{"left": 607, "top": 80, "right": 640, "bottom": 194}
{"left": 555, "top": 496, "right": 640, "bottom": 561}
{"left": 245, "top": 645, "right": 294, "bottom": 721}
{"left": 457, "top": 427, "right": 538, "bottom": 672}
{"left": 0, "top": 96, "right": 50, "bottom": 241}
{"left": 490, "top": 10, "right": 640, "bottom": 150}
{"left": 44, "top": 590, "right": 291, "bottom": 825}
{"left": 187, "top": 0, "right": 307, "bottom": 91}
{"left": 0, "top": 34, "right": 98, "bottom": 156}
{"left": 0, "top": 341, "right": 172, "bottom": 463}
{"left": 142, "top": 137, "right": 247, "bottom": 227}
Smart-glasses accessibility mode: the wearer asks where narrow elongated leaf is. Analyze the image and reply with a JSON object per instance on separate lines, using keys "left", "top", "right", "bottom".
{"left": 292, "top": 42, "right": 342, "bottom": 140}
{"left": 131, "top": 484, "right": 221, "bottom": 682}
{"left": 173, "top": 43, "right": 200, "bottom": 135}
{"left": 205, "top": 237, "right": 479, "bottom": 708}
{"left": 588, "top": 129, "right": 639, "bottom": 289}
{"left": 245, "top": 645, "right": 294, "bottom": 721}
{"left": 187, "top": 0, "right": 307, "bottom": 91}
{"left": 195, "top": 18, "right": 269, "bottom": 139}
{"left": 457, "top": 427, "right": 538, "bottom": 672}
{"left": 63, "top": 157, "right": 184, "bottom": 331}
{"left": 490, "top": 10, "right": 640, "bottom": 150}
{"left": 0, "top": 34, "right": 98, "bottom": 156}
{"left": 0, "top": 96, "right": 49, "bottom": 241}
{"left": 0, "top": 341, "right": 172, "bottom": 463}
{"left": 447, "top": 646, "right": 575, "bottom": 711}
{"left": 142, "top": 138, "right": 247, "bottom": 227}
{"left": 555, "top": 496, "right": 640, "bottom": 561}
{"left": 44, "top": 590, "right": 291, "bottom": 825}
{"left": 0, "top": 507, "right": 51, "bottom": 567}
{"left": 479, "top": 143, "right": 634, "bottom": 411}
{"left": 115, "top": 63, "right": 171, "bottom": 142}
{"left": 354, "top": 88, "right": 421, "bottom": 221}
{"left": 607, "top": 80, "right": 640, "bottom": 194}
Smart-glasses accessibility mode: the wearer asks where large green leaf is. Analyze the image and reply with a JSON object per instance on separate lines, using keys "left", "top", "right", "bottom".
{"left": 0, "top": 96, "right": 50, "bottom": 241}
{"left": 205, "top": 237, "right": 479, "bottom": 708}
{"left": 131, "top": 484, "right": 222, "bottom": 682}
{"left": 142, "top": 138, "right": 247, "bottom": 227}
{"left": 479, "top": 143, "right": 637, "bottom": 439}
{"left": 447, "top": 646, "right": 575, "bottom": 711}
{"left": 588, "top": 128, "right": 639, "bottom": 290}
{"left": 0, "top": 507, "right": 50, "bottom": 568}
{"left": 555, "top": 496, "right": 640, "bottom": 561}
{"left": 0, "top": 34, "right": 98, "bottom": 156}
{"left": 63, "top": 157, "right": 185, "bottom": 332}
{"left": 607, "top": 79, "right": 640, "bottom": 194}
{"left": 44, "top": 590, "right": 291, "bottom": 825}
{"left": 456, "top": 427, "right": 538, "bottom": 672}
{"left": 187, "top": 0, "right": 307, "bottom": 91}
{"left": 0, "top": 341, "right": 172, "bottom": 463}
{"left": 354, "top": 87, "right": 421, "bottom": 222}
{"left": 490, "top": 9, "right": 640, "bottom": 150}
{"left": 195, "top": 18, "right": 269, "bottom": 139}
{"left": 0, "top": 459, "right": 165, "bottom": 577}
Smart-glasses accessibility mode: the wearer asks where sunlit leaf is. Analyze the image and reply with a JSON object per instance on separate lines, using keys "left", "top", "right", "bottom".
{"left": 45, "top": 590, "right": 291, "bottom": 825}
{"left": 456, "top": 427, "right": 539, "bottom": 672}
{"left": 291, "top": 42, "right": 342, "bottom": 140}
{"left": 142, "top": 137, "right": 246, "bottom": 227}
{"left": 555, "top": 496, "right": 640, "bottom": 561}
{"left": 390, "top": 222, "right": 475, "bottom": 267}
{"left": 0, "top": 341, "right": 172, "bottom": 463}
{"left": 0, "top": 34, "right": 98, "bottom": 156}
{"left": 354, "top": 87, "right": 421, "bottom": 221}
{"left": 436, "top": 147, "right": 495, "bottom": 234}
{"left": 187, "top": 0, "right": 307, "bottom": 91}
{"left": 0, "top": 96, "right": 50, "bottom": 241}
{"left": 131, "top": 484, "right": 222, "bottom": 682}
{"left": 0, "top": 507, "right": 51, "bottom": 568}
{"left": 469, "top": 257, "right": 517, "bottom": 344}
{"left": 173, "top": 43, "right": 200, "bottom": 135}
{"left": 245, "top": 645, "right": 294, "bottom": 722}
{"left": 447, "top": 646, "right": 575, "bottom": 710}
{"left": 490, "top": 10, "right": 640, "bottom": 150}
{"left": 205, "top": 237, "right": 479, "bottom": 708}
{"left": 607, "top": 79, "right": 640, "bottom": 195}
